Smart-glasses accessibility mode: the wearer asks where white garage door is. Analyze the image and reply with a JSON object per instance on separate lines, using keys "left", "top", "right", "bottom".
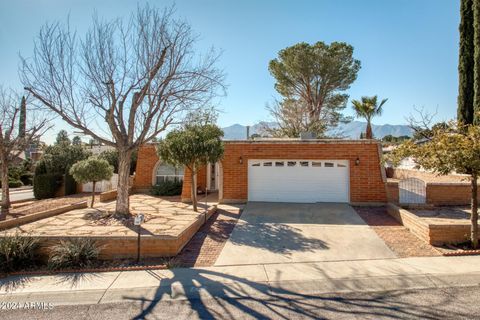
{"left": 248, "top": 160, "right": 349, "bottom": 203}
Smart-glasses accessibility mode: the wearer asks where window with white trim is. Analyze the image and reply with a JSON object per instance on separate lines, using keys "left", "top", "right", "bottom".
{"left": 155, "top": 164, "right": 184, "bottom": 185}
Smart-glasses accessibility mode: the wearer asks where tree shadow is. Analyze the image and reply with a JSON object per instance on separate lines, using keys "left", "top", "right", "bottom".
{"left": 122, "top": 267, "right": 467, "bottom": 320}
{"left": 227, "top": 222, "right": 329, "bottom": 254}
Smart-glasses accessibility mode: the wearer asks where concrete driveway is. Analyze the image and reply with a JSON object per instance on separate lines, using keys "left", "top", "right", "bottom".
{"left": 214, "top": 202, "right": 396, "bottom": 266}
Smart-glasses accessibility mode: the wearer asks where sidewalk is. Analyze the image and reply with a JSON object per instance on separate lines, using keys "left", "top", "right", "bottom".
{"left": 1, "top": 255, "right": 480, "bottom": 306}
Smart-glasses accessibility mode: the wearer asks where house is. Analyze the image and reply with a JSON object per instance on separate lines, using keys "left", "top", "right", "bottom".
{"left": 134, "top": 139, "right": 387, "bottom": 204}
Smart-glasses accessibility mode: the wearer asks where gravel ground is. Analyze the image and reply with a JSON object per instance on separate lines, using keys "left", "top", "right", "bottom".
{"left": 6, "top": 194, "right": 92, "bottom": 220}
{"left": 354, "top": 206, "right": 441, "bottom": 258}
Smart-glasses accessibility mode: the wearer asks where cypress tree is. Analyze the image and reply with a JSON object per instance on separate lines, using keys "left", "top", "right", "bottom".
{"left": 19, "top": 96, "right": 26, "bottom": 138}
{"left": 474, "top": 0, "right": 480, "bottom": 125}
{"left": 458, "top": 0, "right": 475, "bottom": 125}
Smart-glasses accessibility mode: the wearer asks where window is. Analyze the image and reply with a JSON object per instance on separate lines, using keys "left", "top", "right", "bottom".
{"left": 251, "top": 162, "right": 261, "bottom": 167}
{"left": 337, "top": 163, "right": 347, "bottom": 167}
{"left": 263, "top": 162, "right": 272, "bottom": 167}
{"left": 275, "top": 161, "right": 284, "bottom": 167}
{"left": 324, "top": 162, "right": 334, "bottom": 168}
{"left": 287, "top": 161, "right": 297, "bottom": 167}
{"left": 300, "top": 161, "right": 309, "bottom": 167}
{"left": 312, "top": 161, "right": 322, "bottom": 167}
{"left": 155, "top": 163, "right": 184, "bottom": 185}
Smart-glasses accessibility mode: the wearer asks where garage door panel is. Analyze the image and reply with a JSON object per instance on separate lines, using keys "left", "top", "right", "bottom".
{"left": 248, "top": 160, "right": 349, "bottom": 203}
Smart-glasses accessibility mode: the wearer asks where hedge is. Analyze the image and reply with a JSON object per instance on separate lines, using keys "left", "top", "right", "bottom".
{"left": 33, "top": 173, "right": 62, "bottom": 200}
{"left": 64, "top": 173, "right": 77, "bottom": 196}
{"left": 151, "top": 180, "right": 183, "bottom": 196}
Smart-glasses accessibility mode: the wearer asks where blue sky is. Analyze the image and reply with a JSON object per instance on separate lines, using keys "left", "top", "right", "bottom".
{"left": 0, "top": 0, "right": 459, "bottom": 143}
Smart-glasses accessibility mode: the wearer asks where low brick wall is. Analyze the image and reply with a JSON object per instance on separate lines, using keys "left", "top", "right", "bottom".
{"left": 386, "top": 203, "right": 474, "bottom": 245}
{"left": 0, "top": 201, "right": 88, "bottom": 231}
{"left": 33, "top": 205, "right": 217, "bottom": 260}
{"left": 386, "top": 180, "right": 477, "bottom": 206}
{"left": 99, "top": 187, "right": 132, "bottom": 202}
{"left": 386, "top": 203, "right": 430, "bottom": 243}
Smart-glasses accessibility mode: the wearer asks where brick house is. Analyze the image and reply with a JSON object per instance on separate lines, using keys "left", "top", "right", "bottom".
{"left": 133, "top": 139, "right": 387, "bottom": 204}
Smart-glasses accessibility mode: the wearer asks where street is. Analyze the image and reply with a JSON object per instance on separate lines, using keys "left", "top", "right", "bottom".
{"left": 1, "top": 285, "right": 479, "bottom": 319}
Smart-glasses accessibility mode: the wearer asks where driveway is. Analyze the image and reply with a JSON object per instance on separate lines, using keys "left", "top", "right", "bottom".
{"left": 214, "top": 202, "right": 396, "bottom": 266}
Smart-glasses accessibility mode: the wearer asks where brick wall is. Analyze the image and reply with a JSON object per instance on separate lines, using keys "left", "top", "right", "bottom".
{"left": 214, "top": 140, "right": 387, "bottom": 203}
{"left": 387, "top": 180, "right": 478, "bottom": 206}
{"left": 137, "top": 140, "right": 387, "bottom": 204}
{"left": 134, "top": 144, "right": 207, "bottom": 195}
{"left": 426, "top": 184, "right": 479, "bottom": 206}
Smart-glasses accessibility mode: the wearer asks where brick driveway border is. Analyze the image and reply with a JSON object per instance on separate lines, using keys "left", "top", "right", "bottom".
{"left": 176, "top": 204, "right": 244, "bottom": 267}
{"left": 354, "top": 206, "right": 441, "bottom": 258}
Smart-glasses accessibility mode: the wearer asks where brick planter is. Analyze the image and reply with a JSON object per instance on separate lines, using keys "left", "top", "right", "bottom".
{"left": 0, "top": 201, "right": 88, "bottom": 231}
{"left": 29, "top": 205, "right": 217, "bottom": 261}
{"left": 386, "top": 203, "right": 475, "bottom": 245}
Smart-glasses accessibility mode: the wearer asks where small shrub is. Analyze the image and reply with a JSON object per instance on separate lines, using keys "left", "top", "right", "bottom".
{"left": 20, "top": 172, "right": 34, "bottom": 186}
{"left": 48, "top": 238, "right": 101, "bottom": 270}
{"left": 8, "top": 179, "right": 24, "bottom": 188}
{"left": 0, "top": 234, "right": 39, "bottom": 273}
{"left": 33, "top": 173, "right": 62, "bottom": 199}
{"left": 151, "top": 180, "right": 183, "bottom": 196}
{"left": 64, "top": 173, "right": 77, "bottom": 196}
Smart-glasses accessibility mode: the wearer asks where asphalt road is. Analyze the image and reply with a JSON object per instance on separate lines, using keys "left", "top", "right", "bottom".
{"left": 1, "top": 285, "right": 479, "bottom": 320}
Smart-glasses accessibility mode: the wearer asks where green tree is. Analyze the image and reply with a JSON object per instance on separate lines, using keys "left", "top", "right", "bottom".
{"left": 55, "top": 130, "right": 71, "bottom": 146}
{"left": 351, "top": 96, "right": 388, "bottom": 139}
{"left": 70, "top": 157, "right": 114, "bottom": 207}
{"left": 18, "top": 96, "right": 26, "bottom": 138}
{"left": 474, "top": 0, "right": 480, "bottom": 124}
{"left": 36, "top": 144, "right": 90, "bottom": 175}
{"left": 458, "top": 0, "right": 476, "bottom": 124}
{"left": 388, "top": 122, "right": 480, "bottom": 249}
{"left": 72, "top": 136, "right": 82, "bottom": 145}
{"left": 157, "top": 122, "right": 224, "bottom": 212}
{"left": 266, "top": 41, "right": 360, "bottom": 137}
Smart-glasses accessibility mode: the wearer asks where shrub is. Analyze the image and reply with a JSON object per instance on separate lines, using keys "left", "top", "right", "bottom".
{"left": 151, "top": 180, "right": 183, "bottom": 196}
{"left": 48, "top": 238, "right": 101, "bottom": 270}
{"left": 64, "top": 173, "right": 77, "bottom": 196}
{"left": 8, "top": 180, "right": 23, "bottom": 188}
{"left": 20, "top": 172, "right": 34, "bottom": 186}
{"left": 0, "top": 179, "right": 24, "bottom": 188}
{"left": 0, "top": 234, "right": 39, "bottom": 273}
{"left": 33, "top": 173, "right": 62, "bottom": 199}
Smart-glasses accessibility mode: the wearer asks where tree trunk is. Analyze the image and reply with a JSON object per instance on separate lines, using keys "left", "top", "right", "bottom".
{"left": 0, "top": 159, "right": 10, "bottom": 221}
{"left": 115, "top": 149, "right": 132, "bottom": 218}
{"left": 471, "top": 174, "right": 478, "bottom": 249}
{"left": 366, "top": 121, "right": 373, "bottom": 139}
{"left": 190, "top": 164, "right": 198, "bottom": 212}
{"left": 91, "top": 181, "right": 96, "bottom": 208}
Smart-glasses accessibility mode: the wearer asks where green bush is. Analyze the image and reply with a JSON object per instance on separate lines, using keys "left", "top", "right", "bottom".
{"left": 64, "top": 173, "right": 77, "bottom": 196}
{"left": 8, "top": 180, "right": 23, "bottom": 188}
{"left": 0, "top": 234, "right": 39, "bottom": 273}
{"left": 151, "top": 180, "right": 183, "bottom": 196}
{"left": 0, "top": 179, "right": 24, "bottom": 188}
{"left": 48, "top": 238, "right": 101, "bottom": 270}
{"left": 33, "top": 173, "right": 62, "bottom": 199}
{"left": 20, "top": 172, "right": 34, "bottom": 186}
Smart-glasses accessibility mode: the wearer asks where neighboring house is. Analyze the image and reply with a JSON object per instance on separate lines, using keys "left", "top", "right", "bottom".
{"left": 85, "top": 144, "right": 116, "bottom": 155}
{"left": 134, "top": 139, "right": 387, "bottom": 204}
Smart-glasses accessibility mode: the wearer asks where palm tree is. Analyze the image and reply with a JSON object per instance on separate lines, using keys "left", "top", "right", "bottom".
{"left": 352, "top": 96, "right": 388, "bottom": 139}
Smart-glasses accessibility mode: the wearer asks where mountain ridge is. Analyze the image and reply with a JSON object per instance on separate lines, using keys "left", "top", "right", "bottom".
{"left": 222, "top": 121, "right": 412, "bottom": 140}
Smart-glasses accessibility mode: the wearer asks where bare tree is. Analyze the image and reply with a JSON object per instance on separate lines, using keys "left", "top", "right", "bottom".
{"left": 0, "top": 87, "right": 49, "bottom": 220}
{"left": 20, "top": 5, "right": 225, "bottom": 217}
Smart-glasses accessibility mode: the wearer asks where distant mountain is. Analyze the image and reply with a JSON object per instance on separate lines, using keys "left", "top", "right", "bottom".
{"left": 222, "top": 121, "right": 412, "bottom": 140}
